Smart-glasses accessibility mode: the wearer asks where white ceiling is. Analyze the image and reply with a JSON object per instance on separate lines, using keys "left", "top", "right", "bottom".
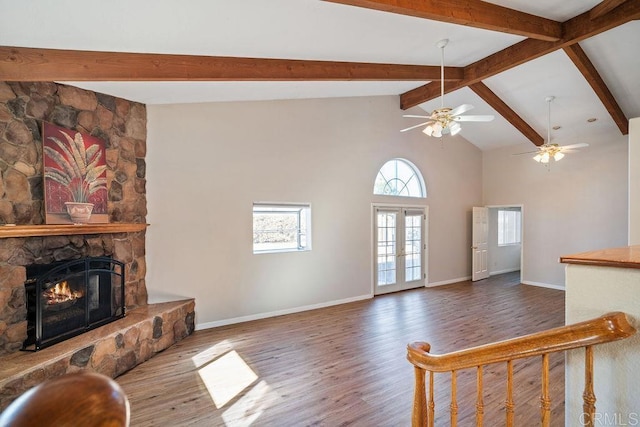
{"left": 1, "top": 0, "right": 639, "bottom": 151}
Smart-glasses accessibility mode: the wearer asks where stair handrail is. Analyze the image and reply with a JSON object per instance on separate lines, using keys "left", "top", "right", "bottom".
{"left": 407, "top": 311, "right": 635, "bottom": 372}
{"left": 407, "top": 311, "right": 636, "bottom": 426}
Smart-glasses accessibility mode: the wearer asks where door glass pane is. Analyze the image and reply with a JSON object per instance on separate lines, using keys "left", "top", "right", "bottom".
{"left": 405, "top": 214, "right": 422, "bottom": 282}
{"left": 377, "top": 212, "right": 397, "bottom": 286}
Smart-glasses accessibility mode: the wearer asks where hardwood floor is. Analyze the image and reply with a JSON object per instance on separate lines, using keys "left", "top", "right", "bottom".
{"left": 117, "top": 272, "right": 566, "bottom": 426}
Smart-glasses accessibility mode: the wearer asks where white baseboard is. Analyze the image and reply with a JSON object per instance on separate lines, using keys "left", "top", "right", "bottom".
{"left": 490, "top": 268, "right": 520, "bottom": 276}
{"left": 194, "top": 278, "right": 563, "bottom": 330}
{"left": 195, "top": 294, "right": 372, "bottom": 331}
{"left": 427, "top": 276, "right": 472, "bottom": 287}
{"left": 522, "top": 280, "right": 565, "bottom": 291}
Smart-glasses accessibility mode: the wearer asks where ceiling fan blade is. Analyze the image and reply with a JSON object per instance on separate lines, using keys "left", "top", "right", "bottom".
{"left": 403, "top": 114, "right": 431, "bottom": 118}
{"left": 452, "top": 115, "right": 495, "bottom": 122}
{"left": 449, "top": 104, "right": 474, "bottom": 116}
{"left": 512, "top": 150, "right": 540, "bottom": 155}
{"left": 400, "top": 121, "right": 431, "bottom": 132}
{"left": 560, "top": 142, "right": 589, "bottom": 150}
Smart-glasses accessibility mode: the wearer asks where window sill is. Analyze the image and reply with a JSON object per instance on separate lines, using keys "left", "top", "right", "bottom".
{"left": 498, "top": 243, "right": 521, "bottom": 247}
{"left": 253, "top": 248, "right": 311, "bottom": 255}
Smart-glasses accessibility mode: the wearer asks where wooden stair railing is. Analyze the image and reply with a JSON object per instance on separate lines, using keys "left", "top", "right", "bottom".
{"left": 407, "top": 312, "right": 636, "bottom": 427}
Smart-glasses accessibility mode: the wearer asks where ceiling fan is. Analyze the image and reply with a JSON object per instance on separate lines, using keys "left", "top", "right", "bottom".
{"left": 514, "top": 96, "right": 589, "bottom": 164}
{"left": 401, "top": 39, "right": 494, "bottom": 137}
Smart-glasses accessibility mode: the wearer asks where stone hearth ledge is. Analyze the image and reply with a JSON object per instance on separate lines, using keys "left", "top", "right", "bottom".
{"left": 0, "top": 299, "right": 195, "bottom": 411}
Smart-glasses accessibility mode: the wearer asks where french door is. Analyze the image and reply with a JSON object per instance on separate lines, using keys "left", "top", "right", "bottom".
{"left": 374, "top": 206, "right": 427, "bottom": 295}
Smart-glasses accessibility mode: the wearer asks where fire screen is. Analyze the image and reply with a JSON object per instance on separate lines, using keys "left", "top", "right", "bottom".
{"left": 22, "top": 257, "right": 125, "bottom": 351}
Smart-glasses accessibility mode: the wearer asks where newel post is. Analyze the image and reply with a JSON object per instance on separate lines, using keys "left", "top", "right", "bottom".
{"left": 412, "top": 365, "right": 427, "bottom": 427}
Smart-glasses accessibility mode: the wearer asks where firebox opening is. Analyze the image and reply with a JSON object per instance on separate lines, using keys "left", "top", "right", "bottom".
{"left": 22, "top": 257, "right": 125, "bottom": 352}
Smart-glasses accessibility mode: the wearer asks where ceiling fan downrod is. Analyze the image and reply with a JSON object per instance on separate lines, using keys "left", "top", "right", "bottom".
{"left": 437, "top": 39, "right": 448, "bottom": 109}
{"left": 546, "top": 95, "right": 554, "bottom": 146}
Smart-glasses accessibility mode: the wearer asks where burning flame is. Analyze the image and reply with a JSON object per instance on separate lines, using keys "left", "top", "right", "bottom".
{"left": 43, "top": 281, "right": 83, "bottom": 305}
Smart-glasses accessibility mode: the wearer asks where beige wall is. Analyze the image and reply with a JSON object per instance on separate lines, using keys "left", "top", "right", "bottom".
{"left": 146, "top": 96, "right": 482, "bottom": 328}
{"left": 483, "top": 132, "right": 628, "bottom": 288}
{"left": 565, "top": 264, "right": 640, "bottom": 425}
{"left": 630, "top": 117, "right": 640, "bottom": 245}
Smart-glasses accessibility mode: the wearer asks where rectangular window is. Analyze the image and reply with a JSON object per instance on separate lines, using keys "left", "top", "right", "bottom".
{"left": 253, "top": 203, "right": 311, "bottom": 254}
{"left": 498, "top": 209, "right": 521, "bottom": 246}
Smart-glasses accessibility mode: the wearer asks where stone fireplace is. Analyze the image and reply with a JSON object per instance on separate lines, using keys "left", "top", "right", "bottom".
{"left": 0, "top": 81, "right": 149, "bottom": 355}
{"left": 0, "top": 230, "right": 147, "bottom": 355}
{"left": 0, "top": 81, "right": 195, "bottom": 410}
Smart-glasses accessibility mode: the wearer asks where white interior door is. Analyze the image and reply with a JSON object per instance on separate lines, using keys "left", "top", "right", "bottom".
{"left": 374, "top": 206, "right": 427, "bottom": 295}
{"left": 472, "top": 206, "right": 489, "bottom": 281}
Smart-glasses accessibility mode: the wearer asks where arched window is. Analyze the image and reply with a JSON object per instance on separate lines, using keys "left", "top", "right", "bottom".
{"left": 373, "top": 159, "right": 426, "bottom": 198}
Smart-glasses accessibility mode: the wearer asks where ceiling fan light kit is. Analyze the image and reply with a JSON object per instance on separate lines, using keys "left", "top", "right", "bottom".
{"left": 515, "top": 95, "right": 588, "bottom": 167}
{"left": 422, "top": 108, "right": 463, "bottom": 137}
{"left": 423, "top": 120, "right": 442, "bottom": 137}
{"left": 401, "top": 39, "right": 494, "bottom": 138}
{"left": 533, "top": 144, "right": 565, "bottom": 163}
{"left": 535, "top": 96, "right": 566, "bottom": 165}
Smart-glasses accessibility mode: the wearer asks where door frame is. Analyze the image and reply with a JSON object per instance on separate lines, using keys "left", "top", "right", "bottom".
{"left": 371, "top": 203, "right": 429, "bottom": 295}
{"left": 486, "top": 204, "right": 524, "bottom": 283}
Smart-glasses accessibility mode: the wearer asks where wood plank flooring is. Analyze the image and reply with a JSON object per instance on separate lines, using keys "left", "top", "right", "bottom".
{"left": 117, "top": 272, "right": 566, "bottom": 426}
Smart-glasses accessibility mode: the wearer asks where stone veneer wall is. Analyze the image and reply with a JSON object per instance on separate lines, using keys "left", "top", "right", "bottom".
{"left": 0, "top": 81, "right": 148, "bottom": 355}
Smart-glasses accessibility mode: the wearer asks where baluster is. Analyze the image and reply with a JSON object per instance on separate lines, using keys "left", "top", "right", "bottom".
{"left": 450, "top": 370, "right": 458, "bottom": 427}
{"left": 412, "top": 366, "right": 427, "bottom": 427}
{"left": 476, "top": 365, "right": 484, "bottom": 427}
{"left": 582, "top": 346, "right": 596, "bottom": 427}
{"left": 540, "top": 353, "right": 551, "bottom": 427}
{"left": 505, "top": 360, "right": 514, "bottom": 427}
{"left": 428, "top": 371, "right": 435, "bottom": 427}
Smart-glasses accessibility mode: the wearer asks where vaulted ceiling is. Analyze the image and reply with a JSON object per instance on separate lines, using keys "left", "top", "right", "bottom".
{"left": 1, "top": 0, "right": 639, "bottom": 151}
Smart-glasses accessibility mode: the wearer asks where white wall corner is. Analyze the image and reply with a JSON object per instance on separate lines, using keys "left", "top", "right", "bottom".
{"left": 629, "top": 117, "right": 640, "bottom": 245}
{"left": 521, "top": 280, "right": 565, "bottom": 291}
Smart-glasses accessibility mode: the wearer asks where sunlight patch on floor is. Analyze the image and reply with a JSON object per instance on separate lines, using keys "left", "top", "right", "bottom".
{"left": 192, "top": 341, "right": 281, "bottom": 424}
{"left": 197, "top": 350, "right": 259, "bottom": 408}
{"left": 222, "top": 380, "right": 279, "bottom": 426}
{"left": 191, "top": 339, "right": 235, "bottom": 368}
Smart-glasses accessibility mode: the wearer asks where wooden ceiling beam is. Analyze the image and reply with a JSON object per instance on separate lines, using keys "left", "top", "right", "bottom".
{"left": 563, "top": 44, "right": 628, "bottom": 135}
{"left": 469, "top": 82, "right": 545, "bottom": 146}
{"left": 400, "top": 0, "right": 640, "bottom": 109}
{"left": 322, "top": 0, "right": 562, "bottom": 41}
{"left": 0, "top": 46, "right": 463, "bottom": 82}
{"left": 563, "top": 0, "right": 640, "bottom": 42}
{"left": 400, "top": 38, "right": 556, "bottom": 109}
{"left": 590, "top": 0, "right": 629, "bottom": 20}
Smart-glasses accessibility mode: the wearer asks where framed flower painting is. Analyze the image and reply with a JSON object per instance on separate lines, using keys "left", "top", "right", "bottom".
{"left": 43, "top": 122, "right": 108, "bottom": 224}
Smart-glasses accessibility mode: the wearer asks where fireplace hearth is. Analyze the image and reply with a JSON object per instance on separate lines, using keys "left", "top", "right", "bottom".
{"left": 23, "top": 257, "right": 125, "bottom": 351}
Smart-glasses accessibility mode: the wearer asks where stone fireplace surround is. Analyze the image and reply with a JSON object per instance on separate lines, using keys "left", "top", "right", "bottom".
{"left": 0, "top": 82, "right": 195, "bottom": 410}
